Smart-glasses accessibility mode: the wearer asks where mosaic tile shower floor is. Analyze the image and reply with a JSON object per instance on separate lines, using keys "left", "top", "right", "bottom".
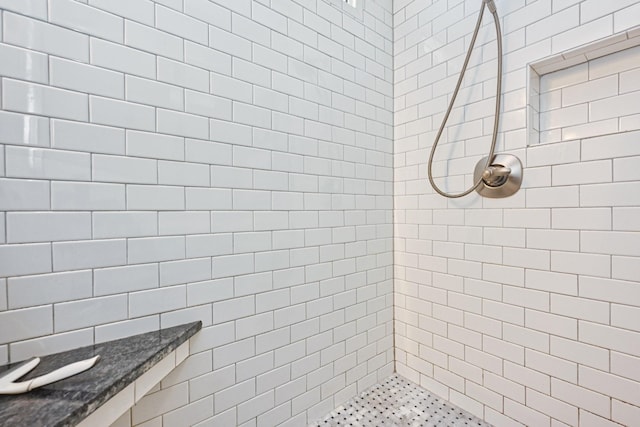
{"left": 310, "top": 375, "right": 492, "bottom": 427}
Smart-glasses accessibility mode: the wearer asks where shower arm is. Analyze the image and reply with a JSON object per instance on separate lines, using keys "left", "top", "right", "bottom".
{"left": 427, "top": 0, "right": 503, "bottom": 198}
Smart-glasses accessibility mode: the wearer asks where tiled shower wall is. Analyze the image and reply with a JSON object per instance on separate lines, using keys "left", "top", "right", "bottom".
{"left": 0, "top": 0, "right": 394, "bottom": 425}
{"left": 394, "top": 0, "right": 640, "bottom": 426}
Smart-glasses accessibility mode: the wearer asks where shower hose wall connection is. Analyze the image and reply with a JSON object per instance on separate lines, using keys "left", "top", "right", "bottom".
{"left": 427, "top": 0, "right": 522, "bottom": 199}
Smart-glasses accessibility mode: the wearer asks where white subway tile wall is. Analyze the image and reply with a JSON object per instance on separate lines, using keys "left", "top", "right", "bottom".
{"left": 0, "top": 0, "right": 394, "bottom": 425}
{"left": 394, "top": 0, "right": 640, "bottom": 427}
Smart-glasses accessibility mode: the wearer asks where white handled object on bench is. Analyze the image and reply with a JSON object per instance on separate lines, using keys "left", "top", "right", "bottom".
{"left": 0, "top": 355, "right": 100, "bottom": 394}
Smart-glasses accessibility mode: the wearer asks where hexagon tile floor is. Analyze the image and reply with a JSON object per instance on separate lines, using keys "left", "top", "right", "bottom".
{"left": 309, "top": 375, "right": 493, "bottom": 427}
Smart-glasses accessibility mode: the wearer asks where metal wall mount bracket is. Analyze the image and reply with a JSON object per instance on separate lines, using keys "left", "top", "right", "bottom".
{"left": 473, "top": 154, "right": 523, "bottom": 198}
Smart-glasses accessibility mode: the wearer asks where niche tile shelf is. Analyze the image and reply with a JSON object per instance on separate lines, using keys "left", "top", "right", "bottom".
{"left": 527, "top": 25, "right": 640, "bottom": 145}
{"left": 0, "top": 321, "right": 201, "bottom": 427}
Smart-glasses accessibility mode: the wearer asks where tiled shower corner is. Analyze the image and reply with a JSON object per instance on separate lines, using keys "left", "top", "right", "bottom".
{"left": 310, "top": 375, "right": 491, "bottom": 427}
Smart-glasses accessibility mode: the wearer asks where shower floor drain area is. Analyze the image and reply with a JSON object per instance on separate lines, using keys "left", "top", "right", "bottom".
{"left": 309, "top": 375, "right": 492, "bottom": 427}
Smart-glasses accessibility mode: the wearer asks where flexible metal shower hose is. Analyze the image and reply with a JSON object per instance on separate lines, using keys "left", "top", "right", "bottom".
{"left": 427, "top": 0, "right": 503, "bottom": 198}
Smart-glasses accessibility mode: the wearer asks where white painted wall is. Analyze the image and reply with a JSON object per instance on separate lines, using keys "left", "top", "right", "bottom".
{"left": 0, "top": 0, "right": 394, "bottom": 425}
{"left": 394, "top": 0, "right": 640, "bottom": 425}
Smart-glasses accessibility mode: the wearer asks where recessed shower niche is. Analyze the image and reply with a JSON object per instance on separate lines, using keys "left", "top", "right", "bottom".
{"left": 527, "top": 27, "right": 640, "bottom": 145}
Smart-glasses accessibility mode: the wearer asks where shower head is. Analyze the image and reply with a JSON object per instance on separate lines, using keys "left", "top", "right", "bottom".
{"left": 484, "top": 0, "right": 497, "bottom": 14}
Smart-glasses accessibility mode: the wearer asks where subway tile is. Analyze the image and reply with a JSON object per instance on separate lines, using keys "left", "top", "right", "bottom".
{"left": 158, "top": 160, "right": 210, "bottom": 187}
{"left": 87, "top": 0, "right": 155, "bottom": 26}
{"left": 54, "top": 295, "right": 128, "bottom": 332}
{"left": 209, "top": 24, "right": 252, "bottom": 61}
{"left": 612, "top": 256, "right": 640, "bottom": 282}
{"left": 0, "top": 179, "right": 50, "bottom": 211}
{"left": 4, "top": 12, "right": 89, "bottom": 62}
{"left": 128, "top": 236, "right": 185, "bottom": 264}
{"left": 90, "top": 38, "right": 156, "bottom": 79}
{"left": 0, "top": 43, "right": 48, "bottom": 84}
{"left": 7, "top": 212, "right": 91, "bottom": 243}
{"left": 0, "top": 0, "right": 47, "bottom": 19}
{"left": 159, "top": 212, "right": 210, "bottom": 236}
{"left": 580, "top": 321, "right": 640, "bottom": 358}
{"left": 184, "top": 40, "right": 232, "bottom": 75}
{"left": 52, "top": 119, "right": 125, "bottom": 155}
{"left": 611, "top": 351, "right": 640, "bottom": 383}
{"left": 126, "top": 130, "right": 184, "bottom": 161}
{"left": 581, "top": 231, "right": 640, "bottom": 257}
{"left": 186, "top": 188, "right": 232, "bottom": 210}
{"left": 590, "top": 91, "right": 640, "bottom": 122}
{"left": 581, "top": 130, "right": 640, "bottom": 161}
{"left": 552, "top": 378, "right": 610, "bottom": 419}
{"left": 155, "top": 5, "right": 208, "bottom": 44}
{"left": 581, "top": 182, "right": 640, "bottom": 207}
{"left": 552, "top": 160, "right": 612, "bottom": 186}
{"left": 0, "top": 306, "right": 53, "bottom": 345}
{"left": 8, "top": 270, "right": 92, "bottom": 309}
{"left": 187, "top": 278, "right": 233, "bottom": 306}
{"left": 94, "top": 264, "right": 158, "bottom": 296}
{"left": 184, "top": 0, "right": 231, "bottom": 30}
{"left": 158, "top": 57, "right": 209, "bottom": 92}
{"left": 614, "top": 155, "right": 640, "bottom": 182}
{"left": 5, "top": 146, "right": 90, "bottom": 181}
{"left": 90, "top": 96, "right": 155, "bottom": 132}
{"left": 129, "top": 286, "right": 186, "bottom": 318}
{"left": 580, "top": 366, "right": 640, "bottom": 406}
{"left": 126, "top": 185, "right": 184, "bottom": 211}
{"left": 93, "top": 212, "right": 158, "bottom": 239}
{"left": 3, "top": 79, "right": 88, "bottom": 122}
{"left": 10, "top": 328, "right": 94, "bottom": 363}
{"left": 0, "top": 111, "right": 50, "bottom": 147}
{"left": 611, "top": 304, "right": 640, "bottom": 332}
{"left": 52, "top": 182, "right": 125, "bottom": 211}
{"left": 124, "top": 20, "right": 183, "bottom": 61}
{"left": 552, "top": 208, "right": 611, "bottom": 230}
{"left": 125, "top": 76, "right": 184, "bottom": 111}
{"left": 185, "top": 91, "right": 233, "bottom": 121}
{"left": 93, "top": 154, "right": 157, "bottom": 184}
{"left": 53, "top": 239, "right": 126, "bottom": 271}
{"left": 49, "top": 0, "right": 124, "bottom": 43}
{"left": 157, "top": 109, "right": 209, "bottom": 140}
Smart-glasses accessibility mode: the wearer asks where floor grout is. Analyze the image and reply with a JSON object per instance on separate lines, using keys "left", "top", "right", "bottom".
{"left": 309, "top": 374, "right": 493, "bottom": 427}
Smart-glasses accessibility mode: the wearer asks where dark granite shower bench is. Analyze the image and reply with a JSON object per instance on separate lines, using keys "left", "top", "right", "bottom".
{"left": 0, "top": 321, "right": 201, "bottom": 427}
